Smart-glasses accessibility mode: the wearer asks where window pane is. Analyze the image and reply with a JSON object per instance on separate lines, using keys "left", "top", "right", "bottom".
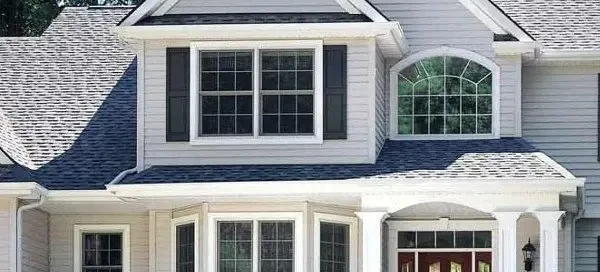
{"left": 260, "top": 221, "right": 294, "bottom": 272}
{"left": 176, "top": 223, "right": 195, "bottom": 272}
{"left": 445, "top": 57, "right": 469, "bottom": 76}
{"left": 474, "top": 231, "right": 492, "bottom": 248}
{"left": 462, "top": 96, "right": 476, "bottom": 114}
{"left": 445, "top": 115, "right": 460, "bottom": 134}
{"left": 417, "top": 232, "right": 434, "bottom": 248}
{"left": 477, "top": 96, "right": 492, "bottom": 114}
{"left": 436, "top": 231, "right": 454, "bottom": 248}
{"left": 297, "top": 95, "right": 313, "bottom": 114}
{"left": 477, "top": 115, "right": 492, "bottom": 134}
{"left": 462, "top": 80, "right": 476, "bottom": 95}
{"left": 463, "top": 62, "right": 489, "bottom": 82}
{"left": 398, "top": 96, "right": 413, "bottom": 115}
{"left": 430, "top": 96, "right": 444, "bottom": 115}
{"left": 414, "top": 97, "right": 428, "bottom": 115}
{"left": 462, "top": 115, "right": 476, "bottom": 134}
{"left": 320, "top": 223, "right": 349, "bottom": 272}
{"left": 446, "top": 77, "right": 460, "bottom": 95}
{"left": 398, "top": 116, "right": 413, "bottom": 135}
{"left": 420, "top": 57, "right": 444, "bottom": 77}
{"left": 82, "top": 233, "right": 123, "bottom": 271}
{"left": 429, "top": 77, "right": 444, "bottom": 95}
{"left": 414, "top": 116, "right": 428, "bottom": 134}
{"left": 414, "top": 80, "right": 428, "bottom": 95}
{"left": 398, "top": 78, "right": 413, "bottom": 95}
{"left": 398, "top": 232, "right": 416, "bottom": 248}
{"left": 219, "top": 222, "right": 253, "bottom": 272}
{"left": 455, "top": 231, "right": 474, "bottom": 248}
{"left": 297, "top": 71, "right": 313, "bottom": 90}
{"left": 430, "top": 116, "right": 444, "bottom": 134}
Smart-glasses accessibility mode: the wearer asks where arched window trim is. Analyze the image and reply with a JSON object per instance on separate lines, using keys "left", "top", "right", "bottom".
{"left": 389, "top": 47, "right": 501, "bottom": 140}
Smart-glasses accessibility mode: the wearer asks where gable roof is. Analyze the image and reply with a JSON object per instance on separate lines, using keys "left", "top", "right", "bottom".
{"left": 493, "top": 0, "right": 600, "bottom": 51}
{"left": 135, "top": 13, "right": 372, "bottom": 25}
{"left": 0, "top": 7, "right": 137, "bottom": 189}
{"left": 122, "top": 138, "right": 571, "bottom": 185}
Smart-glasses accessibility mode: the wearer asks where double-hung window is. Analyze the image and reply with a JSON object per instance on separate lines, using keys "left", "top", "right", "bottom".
{"left": 190, "top": 41, "right": 324, "bottom": 145}
{"left": 74, "top": 225, "right": 130, "bottom": 272}
{"left": 208, "top": 212, "right": 303, "bottom": 272}
{"left": 314, "top": 213, "right": 357, "bottom": 272}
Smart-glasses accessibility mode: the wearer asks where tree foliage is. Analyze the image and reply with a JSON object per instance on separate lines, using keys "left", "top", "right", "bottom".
{"left": 0, "top": 0, "right": 142, "bottom": 37}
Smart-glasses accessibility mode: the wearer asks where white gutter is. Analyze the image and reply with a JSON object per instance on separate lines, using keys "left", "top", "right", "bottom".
{"left": 538, "top": 50, "right": 600, "bottom": 61}
{"left": 16, "top": 196, "right": 45, "bottom": 272}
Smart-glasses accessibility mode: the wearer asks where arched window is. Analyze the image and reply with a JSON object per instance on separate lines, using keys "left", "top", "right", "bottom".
{"left": 390, "top": 49, "right": 498, "bottom": 139}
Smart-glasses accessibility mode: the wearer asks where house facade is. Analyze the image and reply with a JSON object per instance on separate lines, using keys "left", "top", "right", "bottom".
{"left": 0, "top": 1, "right": 598, "bottom": 272}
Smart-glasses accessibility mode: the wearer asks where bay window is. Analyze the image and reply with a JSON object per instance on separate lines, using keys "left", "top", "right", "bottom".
{"left": 190, "top": 41, "right": 323, "bottom": 145}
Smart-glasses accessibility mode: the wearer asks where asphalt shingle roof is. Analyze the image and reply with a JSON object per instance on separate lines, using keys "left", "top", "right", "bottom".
{"left": 122, "top": 138, "right": 567, "bottom": 185}
{"left": 136, "top": 13, "right": 371, "bottom": 25}
{"left": 0, "top": 7, "right": 137, "bottom": 189}
{"left": 493, "top": 0, "right": 600, "bottom": 51}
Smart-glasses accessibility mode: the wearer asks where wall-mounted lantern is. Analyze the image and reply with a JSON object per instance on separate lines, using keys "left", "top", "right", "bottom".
{"left": 522, "top": 238, "right": 536, "bottom": 272}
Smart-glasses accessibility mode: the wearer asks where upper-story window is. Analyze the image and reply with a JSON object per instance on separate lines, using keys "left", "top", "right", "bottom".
{"left": 390, "top": 48, "right": 499, "bottom": 140}
{"left": 190, "top": 40, "right": 324, "bottom": 145}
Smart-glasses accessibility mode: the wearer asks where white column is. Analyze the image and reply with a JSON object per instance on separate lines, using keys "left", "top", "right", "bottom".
{"left": 492, "top": 212, "right": 522, "bottom": 272}
{"left": 534, "top": 211, "right": 564, "bottom": 272}
{"left": 355, "top": 211, "right": 389, "bottom": 272}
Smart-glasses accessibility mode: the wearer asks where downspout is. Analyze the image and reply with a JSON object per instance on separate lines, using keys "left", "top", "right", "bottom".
{"left": 16, "top": 196, "right": 45, "bottom": 272}
{"left": 108, "top": 167, "right": 138, "bottom": 185}
{"left": 571, "top": 186, "right": 586, "bottom": 272}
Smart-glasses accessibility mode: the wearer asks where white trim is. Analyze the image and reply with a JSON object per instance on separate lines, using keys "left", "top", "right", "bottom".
{"left": 73, "top": 224, "right": 131, "bottom": 272}
{"left": 136, "top": 41, "right": 145, "bottom": 170}
{"left": 537, "top": 50, "right": 600, "bottom": 61}
{"left": 514, "top": 55, "right": 522, "bottom": 137}
{"left": 313, "top": 213, "right": 358, "bottom": 272}
{"left": 457, "top": 0, "right": 533, "bottom": 42}
{"left": 492, "top": 41, "right": 537, "bottom": 55}
{"left": 207, "top": 212, "right": 304, "bottom": 272}
{"left": 367, "top": 40, "right": 378, "bottom": 162}
{"left": 388, "top": 46, "right": 501, "bottom": 141}
{"left": 189, "top": 40, "right": 324, "bottom": 146}
{"left": 0, "top": 182, "right": 46, "bottom": 198}
{"left": 9, "top": 198, "right": 17, "bottom": 272}
{"left": 152, "top": 0, "right": 178, "bottom": 16}
{"left": 119, "top": 0, "right": 163, "bottom": 26}
{"left": 0, "top": 148, "right": 11, "bottom": 164}
{"left": 108, "top": 178, "right": 584, "bottom": 198}
{"left": 534, "top": 152, "right": 577, "bottom": 179}
{"left": 171, "top": 214, "right": 200, "bottom": 272}
{"left": 335, "top": 0, "right": 361, "bottom": 14}
{"left": 346, "top": 0, "right": 388, "bottom": 22}
{"left": 149, "top": 211, "right": 157, "bottom": 272}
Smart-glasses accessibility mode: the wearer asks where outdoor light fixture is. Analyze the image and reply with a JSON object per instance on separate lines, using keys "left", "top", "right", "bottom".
{"left": 522, "top": 238, "right": 536, "bottom": 272}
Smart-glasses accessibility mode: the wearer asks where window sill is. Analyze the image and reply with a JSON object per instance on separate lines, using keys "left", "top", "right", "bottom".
{"left": 389, "top": 134, "right": 499, "bottom": 141}
{"left": 189, "top": 136, "right": 323, "bottom": 146}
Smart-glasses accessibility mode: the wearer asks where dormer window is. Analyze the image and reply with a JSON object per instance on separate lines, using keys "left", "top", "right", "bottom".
{"left": 389, "top": 47, "right": 499, "bottom": 140}
{"left": 189, "top": 40, "right": 324, "bottom": 145}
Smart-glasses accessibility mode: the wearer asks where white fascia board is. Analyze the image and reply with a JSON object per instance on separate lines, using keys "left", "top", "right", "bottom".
{"left": 0, "top": 182, "right": 47, "bottom": 198}
{"left": 107, "top": 178, "right": 583, "bottom": 198}
{"left": 537, "top": 50, "right": 600, "bottom": 61}
{"left": 458, "top": 0, "right": 533, "bottom": 42}
{"left": 346, "top": 0, "right": 388, "bottom": 22}
{"left": 0, "top": 149, "right": 12, "bottom": 165}
{"left": 45, "top": 190, "right": 120, "bottom": 202}
{"left": 335, "top": 0, "right": 362, "bottom": 14}
{"left": 119, "top": 0, "right": 164, "bottom": 26}
{"left": 492, "top": 41, "right": 537, "bottom": 55}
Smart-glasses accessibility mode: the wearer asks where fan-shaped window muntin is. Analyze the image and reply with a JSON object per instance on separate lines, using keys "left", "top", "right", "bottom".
{"left": 396, "top": 56, "right": 493, "bottom": 136}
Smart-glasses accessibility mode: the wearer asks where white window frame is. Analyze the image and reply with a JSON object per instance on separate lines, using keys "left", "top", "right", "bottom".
{"left": 171, "top": 214, "right": 200, "bottom": 272}
{"left": 389, "top": 46, "right": 501, "bottom": 141}
{"left": 73, "top": 224, "right": 131, "bottom": 272}
{"left": 189, "top": 40, "right": 324, "bottom": 145}
{"left": 313, "top": 213, "right": 358, "bottom": 272}
{"left": 207, "top": 212, "right": 304, "bottom": 272}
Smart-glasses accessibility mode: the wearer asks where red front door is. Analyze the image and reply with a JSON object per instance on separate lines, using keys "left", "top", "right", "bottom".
{"left": 418, "top": 253, "right": 471, "bottom": 272}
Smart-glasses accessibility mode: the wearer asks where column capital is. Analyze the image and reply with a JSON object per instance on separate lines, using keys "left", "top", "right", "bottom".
{"left": 491, "top": 211, "right": 522, "bottom": 222}
{"left": 355, "top": 211, "right": 390, "bottom": 222}
{"left": 533, "top": 211, "right": 565, "bottom": 223}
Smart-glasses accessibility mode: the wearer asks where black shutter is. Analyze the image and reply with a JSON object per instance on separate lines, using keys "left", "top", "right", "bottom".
{"left": 323, "top": 45, "right": 347, "bottom": 140}
{"left": 166, "top": 48, "right": 190, "bottom": 142}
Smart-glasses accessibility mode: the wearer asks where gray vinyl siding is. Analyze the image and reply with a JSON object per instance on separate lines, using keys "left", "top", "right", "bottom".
{"left": 575, "top": 218, "right": 600, "bottom": 272}
{"left": 375, "top": 46, "right": 386, "bottom": 155}
{"left": 143, "top": 40, "right": 374, "bottom": 166}
{"left": 0, "top": 199, "right": 14, "bottom": 272}
{"left": 166, "top": 0, "right": 344, "bottom": 14}
{"left": 22, "top": 209, "right": 48, "bottom": 272}
{"left": 370, "top": 0, "right": 494, "bottom": 57}
{"left": 371, "top": 0, "right": 520, "bottom": 137}
{"left": 49, "top": 214, "right": 149, "bottom": 272}
{"left": 521, "top": 65, "right": 600, "bottom": 209}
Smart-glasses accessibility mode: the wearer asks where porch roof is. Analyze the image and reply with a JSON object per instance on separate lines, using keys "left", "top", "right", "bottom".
{"left": 123, "top": 138, "right": 571, "bottom": 185}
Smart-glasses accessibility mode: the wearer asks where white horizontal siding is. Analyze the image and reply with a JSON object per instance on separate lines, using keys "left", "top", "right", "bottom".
{"left": 372, "top": 0, "right": 520, "bottom": 137}
{"left": 370, "top": 0, "right": 494, "bottom": 57}
{"left": 0, "top": 199, "right": 15, "bottom": 272}
{"left": 521, "top": 65, "right": 600, "bottom": 206}
{"left": 166, "top": 0, "right": 344, "bottom": 14}
{"left": 575, "top": 219, "right": 600, "bottom": 272}
{"left": 143, "top": 40, "right": 374, "bottom": 166}
{"left": 49, "top": 214, "right": 149, "bottom": 272}
{"left": 22, "top": 209, "right": 48, "bottom": 272}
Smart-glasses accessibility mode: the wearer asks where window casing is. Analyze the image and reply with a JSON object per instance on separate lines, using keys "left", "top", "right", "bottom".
{"left": 208, "top": 212, "right": 304, "bottom": 272}
{"left": 389, "top": 48, "right": 499, "bottom": 141}
{"left": 171, "top": 215, "right": 200, "bottom": 272}
{"left": 74, "top": 225, "right": 130, "bottom": 272}
{"left": 190, "top": 41, "right": 324, "bottom": 145}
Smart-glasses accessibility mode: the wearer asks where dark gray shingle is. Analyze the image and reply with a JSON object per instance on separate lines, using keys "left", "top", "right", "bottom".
{"left": 123, "top": 138, "right": 567, "bottom": 185}
{"left": 136, "top": 13, "right": 372, "bottom": 25}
